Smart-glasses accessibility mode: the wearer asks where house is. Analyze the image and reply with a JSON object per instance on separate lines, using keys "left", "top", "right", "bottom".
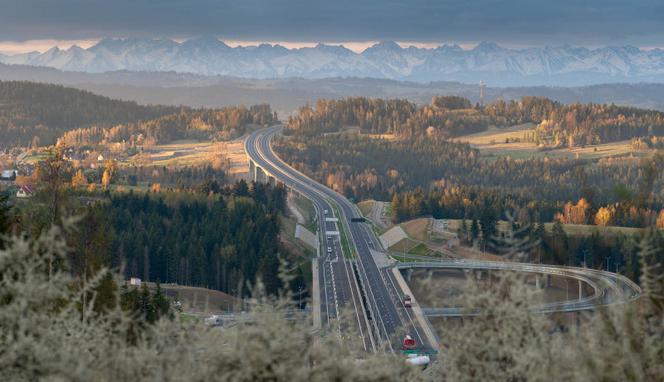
{"left": 16, "top": 185, "right": 34, "bottom": 198}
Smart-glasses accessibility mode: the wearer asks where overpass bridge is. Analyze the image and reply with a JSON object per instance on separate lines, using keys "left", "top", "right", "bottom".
{"left": 244, "top": 125, "right": 642, "bottom": 353}
{"left": 396, "top": 260, "right": 641, "bottom": 317}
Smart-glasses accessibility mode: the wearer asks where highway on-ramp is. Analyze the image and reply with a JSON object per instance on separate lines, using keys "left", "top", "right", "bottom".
{"left": 245, "top": 125, "right": 641, "bottom": 354}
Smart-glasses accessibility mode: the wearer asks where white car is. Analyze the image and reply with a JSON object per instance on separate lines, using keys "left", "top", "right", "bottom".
{"left": 205, "top": 315, "right": 223, "bottom": 326}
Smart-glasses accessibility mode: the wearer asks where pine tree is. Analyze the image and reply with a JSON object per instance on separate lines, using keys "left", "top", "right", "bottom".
{"left": 490, "top": 211, "right": 537, "bottom": 262}
{"left": 470, "top": 219, "right": 480, "bottom": 240}
{"left": 0, "top": 195, "right": 11, "bottom": 248}
{"left": 638, "top": 232, "right": 664, "bottom": 315}
{"left": 459, "top": 218, "right": 469, "bottom": 244}
{"left": 233, "top": 179, "right": 249, "bottom": 197}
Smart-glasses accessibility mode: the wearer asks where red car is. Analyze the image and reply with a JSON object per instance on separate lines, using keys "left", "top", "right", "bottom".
{"left": 403, "top": 335, "right": 416, "bottom": 350}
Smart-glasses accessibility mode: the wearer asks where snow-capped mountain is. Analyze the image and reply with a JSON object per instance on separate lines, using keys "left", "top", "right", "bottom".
{"left": 3, "top": 38, "right": 664, "bottom": 85}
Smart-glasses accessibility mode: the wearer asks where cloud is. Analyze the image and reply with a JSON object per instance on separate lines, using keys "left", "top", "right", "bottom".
{"left": 1, "top": 0, "right": 663, "bottom": 46}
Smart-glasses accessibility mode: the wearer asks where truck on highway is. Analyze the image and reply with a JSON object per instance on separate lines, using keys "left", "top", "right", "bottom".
{"left": 350, "top": 217, "right": 366, "bottom": 223}
{"left": 403, "top": 294, "right": 412, "bottom": 308}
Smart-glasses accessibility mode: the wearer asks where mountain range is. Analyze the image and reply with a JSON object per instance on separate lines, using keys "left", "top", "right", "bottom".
{"left": 3, "top": 38, "right": 664, "bottom": 86}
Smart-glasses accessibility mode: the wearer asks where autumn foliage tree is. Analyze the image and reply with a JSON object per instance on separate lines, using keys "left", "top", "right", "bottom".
{"left": 657, "top": 210, "right": 664, "bottom": 229}
{"left": 594, "top": 205, "right": 617, "bottom": 226}
{"left": 555, "top": 198, "right": 591, "bottom": 224}
{"left": 71, "top": 169, "right": 87, "bottom": 188}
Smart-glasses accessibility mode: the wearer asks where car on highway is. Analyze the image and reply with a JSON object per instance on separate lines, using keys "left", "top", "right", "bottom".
{"left": 403, "top": 335, "right": 416, "bottom": 350}
{"left": 405, "top": 354, "right": 431, "bottom": 368}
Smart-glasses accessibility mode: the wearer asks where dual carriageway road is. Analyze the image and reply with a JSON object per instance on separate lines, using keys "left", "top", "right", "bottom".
{"left": 246, "top": 125, "right": 433, "bottom": 353}
{"left": 245, "top": 124, "right": 641, "bottom": 355}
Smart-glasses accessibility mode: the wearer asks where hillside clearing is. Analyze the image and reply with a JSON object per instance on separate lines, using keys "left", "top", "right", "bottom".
{"left": 122, "top": 138, "right": 249, "bottom": 174}
{"left": 455, "top": 123, "right": 655, "bottom": 160}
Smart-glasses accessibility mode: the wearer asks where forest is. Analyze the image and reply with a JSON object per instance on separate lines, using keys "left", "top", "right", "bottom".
{"left": 8, "top": 151, "right": 299, "bottom": 298}
{"left": 454, "top": 216, "right": 663, "bottom": 282}
{"left": 285, "top": 96, "right": 664, "bottom": 146}
{"left": 59, "top": 104, "right": 277, "bottom": 147}
{"left": 274, "top": 134, "right": 664, "bottom": 226}
{"left": 0, "top": 81, "right": 176, "bottom": 147}
{"left": 0, "top": 81, "right": 277, "bottom": 148}
{"left": 67, "top": 183, "right": 295, "bottom": 296}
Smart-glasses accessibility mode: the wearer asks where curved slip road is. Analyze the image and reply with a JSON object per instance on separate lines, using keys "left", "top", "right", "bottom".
{"left": 397, "top": 260, "right": 640, "bottom": 316}
{"left": 245, "top": 125, "right": 641, "bottom": 352}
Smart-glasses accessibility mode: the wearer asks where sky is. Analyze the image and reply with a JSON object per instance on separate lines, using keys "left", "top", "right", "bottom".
{"left": 1, "top": 0, "right": 663, "bottom": 53}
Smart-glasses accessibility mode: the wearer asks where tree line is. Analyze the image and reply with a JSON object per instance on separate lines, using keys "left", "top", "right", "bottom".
{"left": 457, "top": 217, "right": 663, "bottom": 284}
{"left": 0, "top": 80, "right": 176, "bottom": 147}
{"left": 0, "top": 81, "right": 277, "bottom": 148}
{"left": 285, "top": 96, "right": 664, "bottom": 146}
{"left": 60, "top": 104, "right": 277, "bottom": 147}
{"left": 274, "top": 134, "right": 664, "bottom": 226}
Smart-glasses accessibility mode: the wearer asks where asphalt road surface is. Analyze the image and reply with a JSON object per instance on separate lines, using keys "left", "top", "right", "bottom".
{"left": 246, "top": 125, "right": 431, "bottom": 353}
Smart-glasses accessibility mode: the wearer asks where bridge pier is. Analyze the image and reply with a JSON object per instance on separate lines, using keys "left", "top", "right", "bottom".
{"left": 254, "top": 165, "right": 265, "bottom": 183}
{"left": 249, "top": 160, "right": 256, "bottom": 181}
{"left": 579, "top": 279, "right": 583, "bottom": 300}
{"left": 405, "top": 268, "right": 413, "bottom": 282}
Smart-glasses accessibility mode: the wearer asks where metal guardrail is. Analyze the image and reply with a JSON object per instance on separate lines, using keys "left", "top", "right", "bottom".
{"left": 396, "top": 260, "right": 641, "bottom": 316}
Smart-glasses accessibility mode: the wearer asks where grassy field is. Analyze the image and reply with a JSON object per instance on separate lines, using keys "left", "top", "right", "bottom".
{"left": 457, "top": 123, "right": 537, "bottom": 146}
{"left": 278, "top": 213, "right": 316, "bottom": 260}
{"left": 481, "top": 140, "right": 652, "bottom": 161}
{"left": 357, "top": 200, "right": 375, "bottom": 217}
{"left": 331, "top": 203, "right": 355, "bottom": 259}
{"left": 123, "top": 138, "right": 249, "bottom": 174}
{"left": 447, "top": 218, "right": 649, "bottom": 237}
{"left": 21, "top": 152, "right": 52, "bottom": 164}
{"left": 143, "top": 282, "right": 240, "bottom": 313}
{"left": 455, "top": 123, "right": 654, "bottom": 161}
{"left": 279, "top": 214, "right": 297, "bottom": 241}
{"left": 291, "top": 194, "right": 317, "bottom": 232}
{"left": 322, "top": 126, "right": 396, "bottom": 141}
{"left": 542, "top": 222, "right": 646, "bottom": 236}
{"left": 408, "top": 242, "right": 430, "bottom": 256}
{"left": 384, "top": 217, "right": 437, "bottom": 256}
{"left": 389, "top": 237, "right": 420, "bottom": 253}
{"left": 400, "top": 218, "right": 430, "bottom": 242}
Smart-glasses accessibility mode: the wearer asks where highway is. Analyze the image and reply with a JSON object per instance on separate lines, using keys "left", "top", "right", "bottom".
{"left": 245, "top": 124, "right": 642, "bottom": 353}
{"left": 246, "top": 125, "right": 432, "bottom": 353}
